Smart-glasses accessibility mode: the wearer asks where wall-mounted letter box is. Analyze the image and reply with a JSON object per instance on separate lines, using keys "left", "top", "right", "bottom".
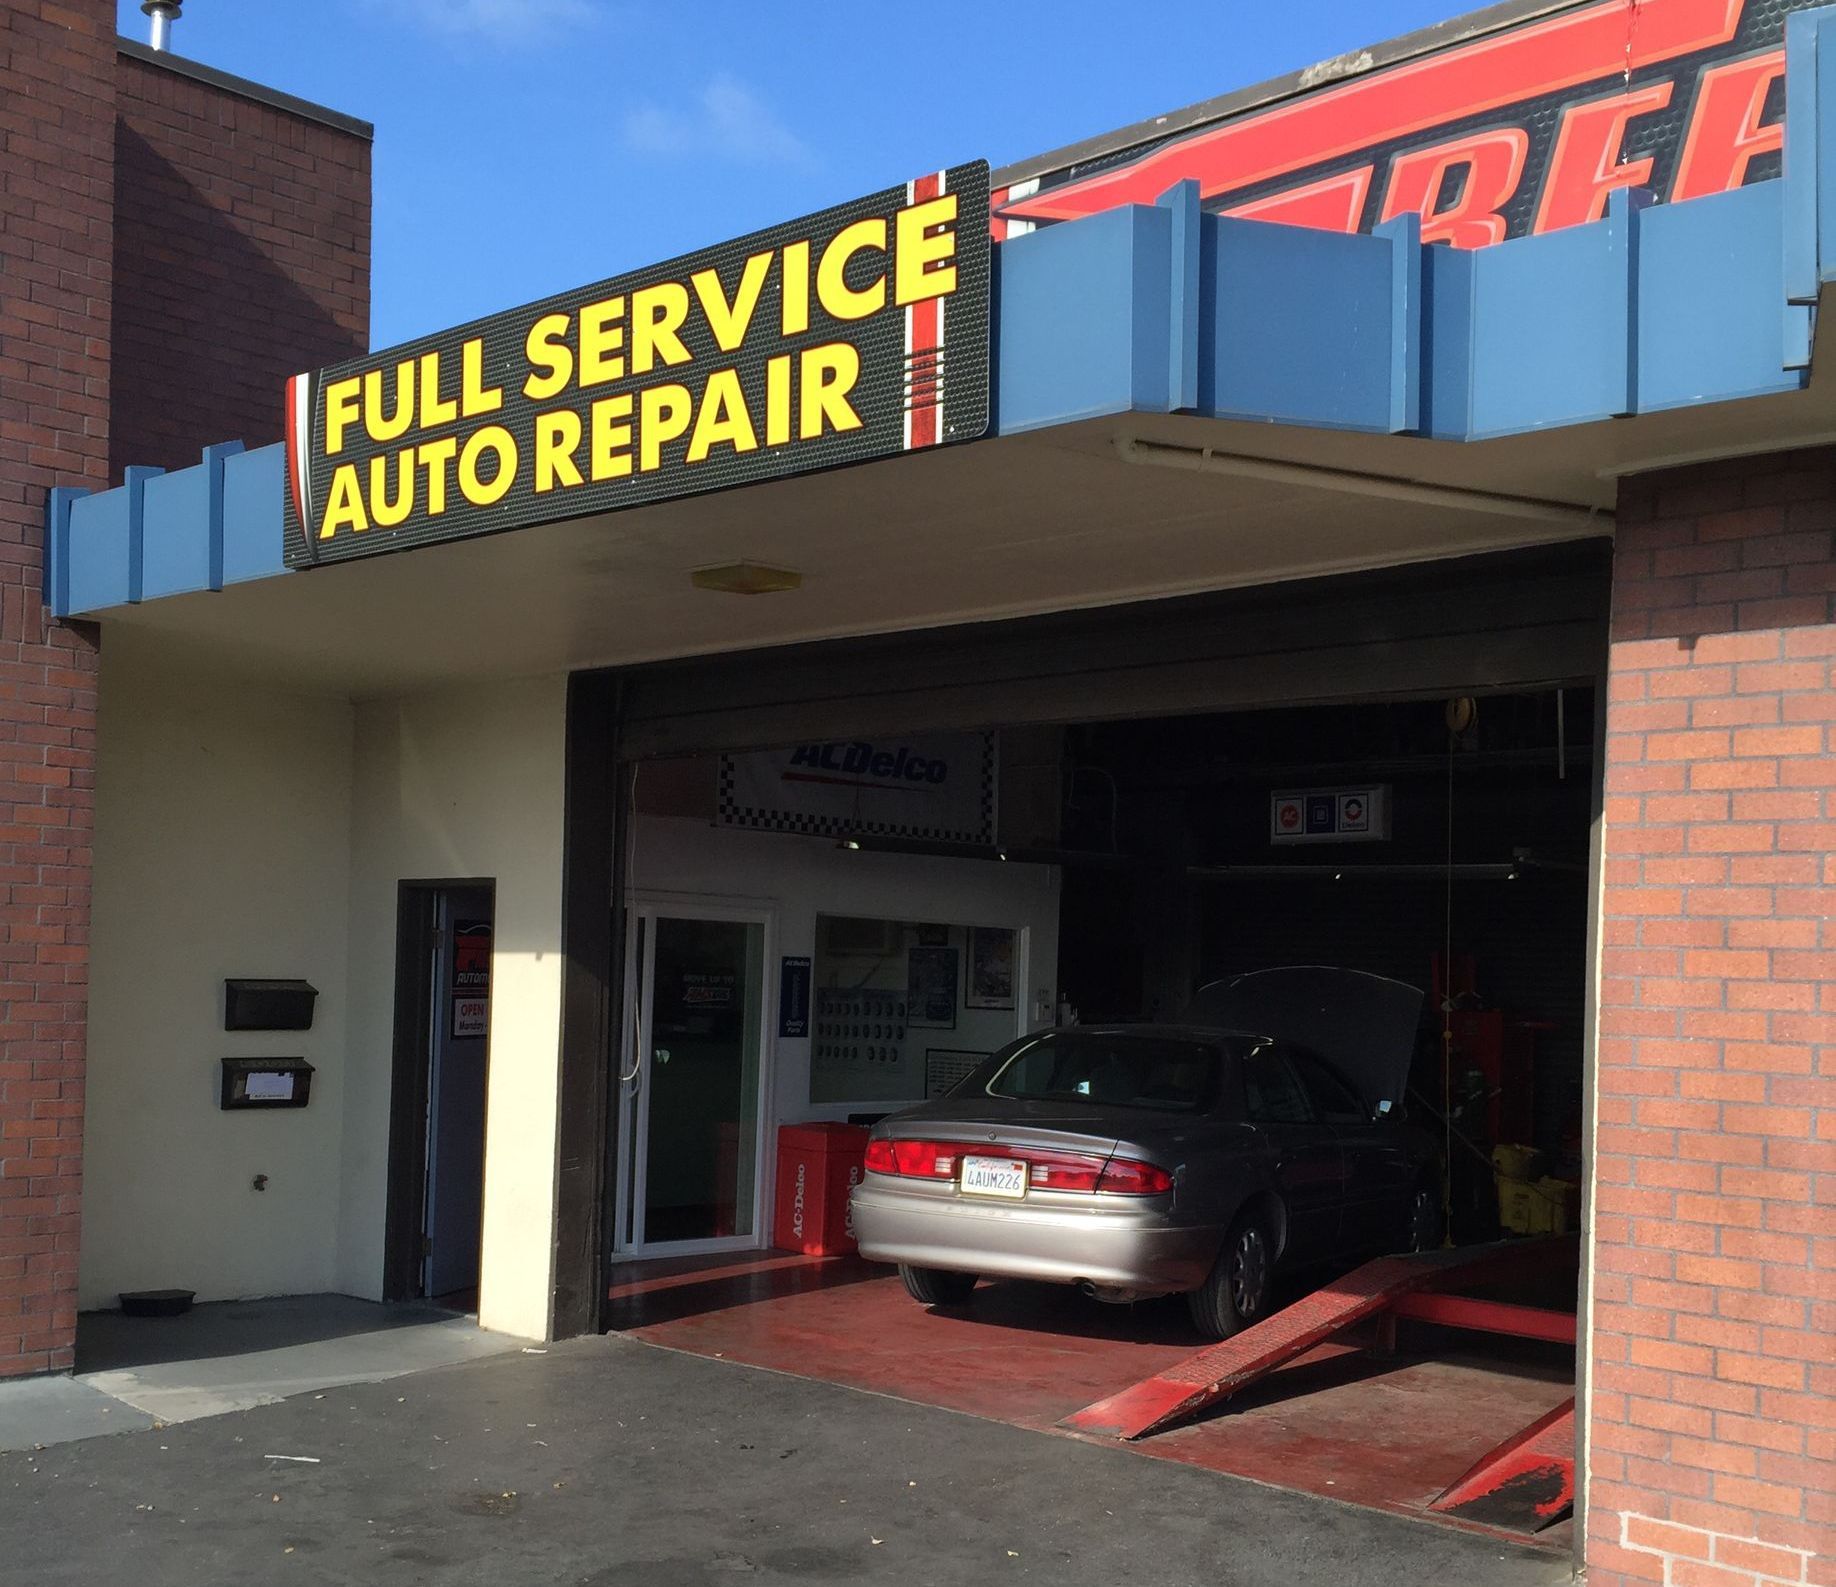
{"left": 220, "top": 1056, "right": 314, "bottom": 1110}
{"left": 224, "top": 979, "right": 318, "bottom": 1031}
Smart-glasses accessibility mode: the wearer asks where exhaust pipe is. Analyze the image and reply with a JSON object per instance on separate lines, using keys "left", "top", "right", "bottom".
{"left": 141, "top": 0, "right": 182, "bottom": 52}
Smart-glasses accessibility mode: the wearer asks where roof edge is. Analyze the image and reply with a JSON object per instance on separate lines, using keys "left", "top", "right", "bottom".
{"left": 991, "top": 0, "right": 1581, "bottom": 190}
{"left": 116, "top": 38, "right": 374, "bottom": 142}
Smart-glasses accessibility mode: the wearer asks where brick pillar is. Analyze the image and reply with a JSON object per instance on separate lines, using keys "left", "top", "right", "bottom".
{"left": 0, "top": 0, "right": 115, "bottom": 1376}
{"left": 1591, "top": 448, "right": 1835, "bottom": 1584}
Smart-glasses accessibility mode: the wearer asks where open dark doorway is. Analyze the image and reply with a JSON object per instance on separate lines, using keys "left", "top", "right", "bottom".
{"left": 384, "top": 880, "right": 495, "bottom": 1306}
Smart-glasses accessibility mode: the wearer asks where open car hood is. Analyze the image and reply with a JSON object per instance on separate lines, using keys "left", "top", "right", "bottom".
{"left": 1180, "top": 966, "right": 1424, "bottom": 1113}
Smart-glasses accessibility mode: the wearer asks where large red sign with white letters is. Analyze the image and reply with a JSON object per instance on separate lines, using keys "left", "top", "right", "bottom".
{"left": 996, "top": 0, "right": 1802, "bottom": 246}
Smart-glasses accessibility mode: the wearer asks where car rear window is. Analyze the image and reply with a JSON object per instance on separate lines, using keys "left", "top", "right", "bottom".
{"left": 982, "top": 1033, "right": 1219, "bottom": 1112}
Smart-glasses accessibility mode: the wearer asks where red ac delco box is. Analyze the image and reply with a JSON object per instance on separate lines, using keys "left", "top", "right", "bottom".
{"left": 773, "top": 1122, "right": 870, "bottom": 1257}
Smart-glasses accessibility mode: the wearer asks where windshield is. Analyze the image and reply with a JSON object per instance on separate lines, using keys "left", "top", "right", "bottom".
{"left": 981, "top": 1032, "right": 1220, "bottom": 1112}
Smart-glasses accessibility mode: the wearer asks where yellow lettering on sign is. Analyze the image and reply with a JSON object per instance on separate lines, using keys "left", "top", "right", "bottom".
{"left": 686, "top": 369, "right": 758, "bottom": 463}
{"left": 816, "top": 219, "right": 887, "bottom": 321}
{"left": 639, "top": 384, "right": 692, "bottom": 472}
{"left": 535, "top": 410, "right": 584, "bottom": 493}
{"left": 631, "top": 283, "right": 692, "bottom": 375}
{"left": 591, "top": 393, "right": 634, "bottom": 480}
{"left": 764, "top": 354, "right": 791, "bottom": 447}
{"left": 523, "top": 313, "right": 574, "bottom": 401}
{"left": 895, "top": 193, "right": 959, "bottom": 305}
{"left": 459, "top": 426, "right": 518, "bottom": 506}
{"left": 324, "top": 377, "right": 362, "bottom": 456}
{"left": 461, "top": 338, "right": 503, "bottom": 417}
{"left": 579, "top": 296, "right": 627, "bottom": 388}
{"left": 369, "top": 451, "right": 414, "bottom": 528}
{"left": 418, "top": 351, "right": 458, "bottom": 427}
{"left": 320, "top": 462, "right": 368, "bottom": 538}
{"left": 417, "top": 435, "right": 458, "bottom": 516}
{"left": 780, "top": 240, "right": 811, "bottom": 337}
{"left": 364, "top": 360, "right": 415, "bottom": 444}
{"left": 691, "top": 251, "right": 771, "bottom": 352}
{"left": 800, "top": 342, "right": 863, "bottom": 438}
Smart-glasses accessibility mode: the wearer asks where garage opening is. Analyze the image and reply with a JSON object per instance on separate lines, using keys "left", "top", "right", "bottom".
{"left": 580, "top": 541, "right": 1608, "bottom": 1546}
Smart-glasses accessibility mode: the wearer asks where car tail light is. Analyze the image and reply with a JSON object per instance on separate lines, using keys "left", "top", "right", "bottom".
{"left": 863, "top": 1138, "right": 897, "bottom": 1175}
{"left": 1094, "top": 1157, "right": 1175, "bottom": 1195}
{"left": 1010, "top": 1150, "right": 1104, "bottom": 1192}
{"left": 891, "top": 1139, "right": 958, "bottom": 1179}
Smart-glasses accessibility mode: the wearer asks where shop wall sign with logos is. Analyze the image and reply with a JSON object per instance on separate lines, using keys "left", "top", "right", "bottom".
{"left": 1270, "top": 785, "right": 1392, "bottom": 845}
{"left": 285, "top": 163, "right": 990, "bottom": 566}
{"left": 718, "top": 731, "right": 996, "bottom": 845}
{"left": 451, "top": 919, "right": 492, "bottom": 1038}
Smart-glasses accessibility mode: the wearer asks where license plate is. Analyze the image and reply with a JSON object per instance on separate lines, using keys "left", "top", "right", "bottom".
{"left": 960, "top": 1155, "right": 1027, "bottom": 1199}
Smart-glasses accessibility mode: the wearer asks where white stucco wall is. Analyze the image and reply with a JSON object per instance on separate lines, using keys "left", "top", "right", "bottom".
{"left": 81, "top": 634, "right": 355, "bottom": 1309}
{"left": 337, "top": 675, "right": 567, "bottom": 1339}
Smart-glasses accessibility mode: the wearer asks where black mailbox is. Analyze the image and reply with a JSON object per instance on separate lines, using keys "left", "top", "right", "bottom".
{"left": 224, "top": 979, "right": 318, "bottom": 1031}
{"left": 220, "top": 1056, "right": 314, "bottom": 1110}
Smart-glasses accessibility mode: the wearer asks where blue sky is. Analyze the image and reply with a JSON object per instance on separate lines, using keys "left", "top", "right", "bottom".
{"left": 118, "top": 1, "right": 1463, "bottom": 350}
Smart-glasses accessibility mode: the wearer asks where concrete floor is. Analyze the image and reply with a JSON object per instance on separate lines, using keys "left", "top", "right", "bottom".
{"left": 0, "top": 1332, "right": 1571, "bottom": 1587}
{"left": 0, "top": 1295, "right": 529, "bottom": 1454}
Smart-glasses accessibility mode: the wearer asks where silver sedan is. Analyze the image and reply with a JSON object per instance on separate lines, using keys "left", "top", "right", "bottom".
{"left": 851, "top": 969, "right": 1441, "bottom": 1338}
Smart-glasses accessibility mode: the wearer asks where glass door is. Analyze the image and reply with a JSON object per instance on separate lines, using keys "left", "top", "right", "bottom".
{"left": 615, "top": 903, "right": 770, "bottom": 1256}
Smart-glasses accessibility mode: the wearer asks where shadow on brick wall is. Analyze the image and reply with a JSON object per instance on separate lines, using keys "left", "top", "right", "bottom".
{"left": 108, "top": 120, "right": 367, "bottom": 480}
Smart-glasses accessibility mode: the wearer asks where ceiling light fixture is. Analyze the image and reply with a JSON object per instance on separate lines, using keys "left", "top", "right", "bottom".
{"left": 691, "top": 562, "right": 802, "bottom": 595}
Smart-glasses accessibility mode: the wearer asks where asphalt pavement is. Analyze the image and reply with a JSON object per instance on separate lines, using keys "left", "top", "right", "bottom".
{"left": 0, "top": 1332, "right": 1573, "bottom": 1586}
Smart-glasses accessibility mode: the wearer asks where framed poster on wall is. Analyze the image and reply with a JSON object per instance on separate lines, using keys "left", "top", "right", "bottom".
{"left": 906, "top": 946, "right": 958, "bottom": 1029}
{"left": 966, "top": 926, "right": 1016, "bottom": 1011}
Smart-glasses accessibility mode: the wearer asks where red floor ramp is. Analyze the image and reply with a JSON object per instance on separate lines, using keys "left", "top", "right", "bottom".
{"left": 1428, "top": 1398, "right": 1576, "bottom": 1532}
{"left": 1060, "top": 1237, "right": 1570, "bottom": 1442}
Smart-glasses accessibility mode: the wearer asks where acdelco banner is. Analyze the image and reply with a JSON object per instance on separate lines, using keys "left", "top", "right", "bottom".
{"left": 718, "top": 733, "right": 996, "bottom": 846}
{"left": 284, "top": 162, "right": 989, "bottom": 566}
{"left": 997, "top": 0, "right": 1800, "bottom": 246}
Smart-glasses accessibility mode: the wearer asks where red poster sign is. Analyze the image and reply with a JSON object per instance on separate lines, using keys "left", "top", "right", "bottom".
{"left": 996, "top": 0, "right": 1799, "bottom": 247}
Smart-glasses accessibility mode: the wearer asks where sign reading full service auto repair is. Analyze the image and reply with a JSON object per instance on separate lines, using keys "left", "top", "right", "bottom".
{"left": 283, "top": 163, "right": 990, "bottom": 566}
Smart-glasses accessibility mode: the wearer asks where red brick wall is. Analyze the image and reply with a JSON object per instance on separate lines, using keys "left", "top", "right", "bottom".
{"left": 109, "top": 51, "right": 370, "bottom": 476}
{"left": 0, "top": 0, "right": 115, "bottom": 1377}
{"left": 1592, "top": 447, "right": 1836, "bottom": 1586}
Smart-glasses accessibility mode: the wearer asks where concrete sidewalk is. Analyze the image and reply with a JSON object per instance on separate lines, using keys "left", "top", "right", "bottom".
{"left": 0, "top": 1295, "right": 528, "bottom": 1454}
{"left": 0, "top": 1331, "right": 1573, "bottom": 1587}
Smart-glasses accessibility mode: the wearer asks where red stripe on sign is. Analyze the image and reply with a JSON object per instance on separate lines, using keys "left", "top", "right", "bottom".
{"left": 999, "top": 0, "right": 1744, "bottom": 224}
{"left": 907, "top": 169, "right": 944, "bottom": 450}
{"left": 283, "top": 373, "right": 309, "bottom": 536}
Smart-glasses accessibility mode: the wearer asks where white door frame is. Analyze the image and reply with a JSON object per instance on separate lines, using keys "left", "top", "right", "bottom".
{"left": 613, "top": 894, "right": 777, "bottom": 1259}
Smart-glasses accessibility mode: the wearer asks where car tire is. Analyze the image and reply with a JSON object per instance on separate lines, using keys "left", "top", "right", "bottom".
{"left": 1186, "top": 1215, "right": 1274, "bottom": 1341}
{"left": 1405, "top": 1184, "right": 1444, "bottom": 1254}
{"left": 898, "top": 1264, "right": 977, "bottom": 1307}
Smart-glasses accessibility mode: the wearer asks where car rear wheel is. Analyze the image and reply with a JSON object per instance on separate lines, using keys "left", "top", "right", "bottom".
{"left": 1405, "top": 1184, "right": 1444, "bottom": 1253}
{"left": 899, "top": 1264, "right": 977, "bottom": 1307}
{"left": 1187, "top": 1216, "right": 1273, "bottom": 1340}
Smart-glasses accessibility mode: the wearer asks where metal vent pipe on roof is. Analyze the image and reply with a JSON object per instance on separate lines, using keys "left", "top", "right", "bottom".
{"left": 142, "top": 0, "right": 182, "bottom": 52}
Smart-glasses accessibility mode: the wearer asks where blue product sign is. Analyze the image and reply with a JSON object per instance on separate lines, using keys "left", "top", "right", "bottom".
{"left": 1305, "top": 795, "right": 1337, "bottom": 835}
{"left": 778, "top": 956, "right": 812, "bottom": 1039}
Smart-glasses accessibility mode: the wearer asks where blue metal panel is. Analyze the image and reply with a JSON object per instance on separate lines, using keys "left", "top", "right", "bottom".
{"left": 66, "top": 465, "right": 161, "bottom": 614}
{"left": 43, "top": 487, "right": 86, "bottom": 616}
{"left": 1638, "top": 183, "right": 1807, "bottom": 411}
{"left": 1159, "top": 180, "right": 1201, "bottom": 412}
{"left": 1200, "top": 215, "right": 1398, "bottom": 431}
{"left": 139, "top": 460, "right": 211, "bottom": 603}
{"left": 1375, "top": 212, "right": 1422, "bottom": 434}
{"left": 1785, "top": 7, "right": 1822, "bottom": 307}
{"left": 1468, "top": 222, "right": 1627, "bottom": 439}
{"left": 221, "top": 443, "right": 289, "bottom": 586}
{"left": 1419, "top": 243, "right": 1475, "bottom": 441}
{"left": 996, "top": 205, "right": 1169, "bottom": 432}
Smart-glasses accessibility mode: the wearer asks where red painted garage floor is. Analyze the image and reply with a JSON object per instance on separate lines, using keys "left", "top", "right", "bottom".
{"left": 607, "top": 1251, "right": 1577, "bottom": 1550}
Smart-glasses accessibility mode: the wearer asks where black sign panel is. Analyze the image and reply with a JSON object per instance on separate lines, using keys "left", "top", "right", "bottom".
{"left": 284, "top": 162, "right": 990, "bottom": 566}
